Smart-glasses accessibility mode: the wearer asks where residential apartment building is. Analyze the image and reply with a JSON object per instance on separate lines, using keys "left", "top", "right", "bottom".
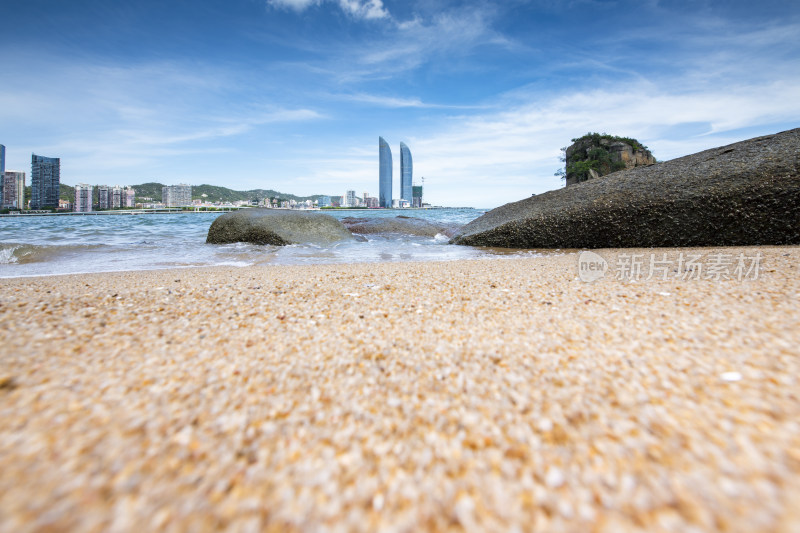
{"left": 2, "top": 171, "right": 25, "bottom": 209}
{"left": 162, "top": 184, "right": 192, "bottom": 207}
{"left": 74, "top": 184, "right": 93, "bottom": 212}
{"left": 0, "top": 144, "right": 5, "bottom": 202}
{"left": 97, "top": 185, "right": 111, "bottom": 209}
{"left": 111, "top": 185, "right": 123, "bottom": 208}
{"left": 124, "top": 187, "right": 135, "bottom": 207}
{"left": 31, "top": 154, "right": 60, "bottom": 209}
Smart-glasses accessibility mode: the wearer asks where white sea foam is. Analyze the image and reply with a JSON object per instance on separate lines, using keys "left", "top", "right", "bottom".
{"left": 0, "top": 209, "right": 501, "bottom": 277}
{"left": 0, "top": 244, "right": 20, "bottom": 264}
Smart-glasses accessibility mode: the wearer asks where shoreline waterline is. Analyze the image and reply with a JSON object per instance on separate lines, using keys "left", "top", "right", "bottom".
{"left": 0, "top": 206, "right": 477, "bottom": 218}
{"left": 0, "top": 208, "right": 494, "bottom": 278}
{"left": 0, "top": 251, "right": 560, "bottom": 280}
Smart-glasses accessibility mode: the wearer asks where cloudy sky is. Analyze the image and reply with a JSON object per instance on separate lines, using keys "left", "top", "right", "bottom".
{"left": 1, "top": 0, "right": 798, "bottom": 207}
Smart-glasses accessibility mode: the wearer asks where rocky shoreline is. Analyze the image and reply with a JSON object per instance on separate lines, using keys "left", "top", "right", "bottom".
{"left": 452, "top": 128, "right": 800, "bottom": 249}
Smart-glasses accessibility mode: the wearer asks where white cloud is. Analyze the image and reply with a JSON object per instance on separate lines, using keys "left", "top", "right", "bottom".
{"left": 338, "top": 0, "right": 388, "bottom": 19}
{"left": 324, "top": 5, "right": 508, "bottom": 83}
{"left": 267, "top": 0, "right": 389, "bottom": 20}
{"left": 114, "top": 108, "right": 323, "bottom": 147}
{"left": 5, "top": 4, "right": 799, "bottom": 207}
{"left": 328, "top": 92, "right": 486, "bottom": 109}
{"left": 405, "top": 77, "right": 800, "bottom": 206}
{"left": 283, "top": 73, "right": 800, "bottom": 207}
{"left": 267, "top": 0, "right": 320, "bottom": 11}
{"left": 0, "top": 56, "right": 325, "bottom": 182}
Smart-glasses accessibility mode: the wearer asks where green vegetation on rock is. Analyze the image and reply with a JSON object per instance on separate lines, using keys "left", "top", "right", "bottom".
{"left": 556, "top": 133, "right": 654, "bottom": 185}
{"left": 572, "top": 132, "right": 649, "bottom": 153}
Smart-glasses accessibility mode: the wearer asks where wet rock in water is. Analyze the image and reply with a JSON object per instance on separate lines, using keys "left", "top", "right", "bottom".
{"left": 207, "top": 209, "right": 355, "bottom": 245}
{"left": 342, "top": 216, "right": 463, "bottom": 238}
{"left": 451, "top": 128, "right": 800, "bottom": 249}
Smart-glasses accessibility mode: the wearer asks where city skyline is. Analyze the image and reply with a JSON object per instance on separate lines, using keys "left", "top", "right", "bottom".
{"left": 0, "top": 146, "right": 395, "bottom": 211}
{"left": 1, "top": 1, "right": 799, "bottom": 207}
{"left": 0, "top": 142, "right": 414, "bottom": 208}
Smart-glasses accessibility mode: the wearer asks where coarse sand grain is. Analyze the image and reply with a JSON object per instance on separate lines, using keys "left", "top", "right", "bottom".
{"left": 1, "top": 246, "right": 799, "bottom": 532}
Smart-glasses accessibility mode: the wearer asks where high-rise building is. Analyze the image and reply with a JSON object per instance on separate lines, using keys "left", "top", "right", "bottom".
{"left": 412, "top": 185, "right": 423, "bottom": 208}
{"left": 124, "top": 187, "right": 135, "bottom": 208}
{"left": 379, "top": 137, "right": 392, "bottom": 208}
{"left": 31, "top": 154, "right": 60, "bottom": 209}
{"left": 97, "top": 185, "right": 111, "bottom": 209}
{"left": 74, "top": 184, "right": 93, "bottom": 212}
{"left": 111, "top": 185, "right": 123, "bottom": 208}
{"left": 0, "top": 145, "right": 5, "bottom": 203}
{"left": 400, "top": 142, "right": 412, "bottom": 204}
{"left": 2, "top": 171, "right": 25, "bottom": 209}
{"left": 345, "top": 190, "right": 357, "bottom": 208}
{"left": 163, "top": 184, "right": 192, "bottom": 207}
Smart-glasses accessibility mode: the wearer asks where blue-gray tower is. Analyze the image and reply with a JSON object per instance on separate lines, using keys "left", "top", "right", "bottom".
{"left": 399, "top": 142, "right": 412, "bottom": 205}
{"left": 0, "top": 144, "right": 5, "bottom": 203}
{"left": 379, "top": 136, "right": 392, "bottom": 208}
{"left": 31, "top": 153, "right": 60, "bottom": 210}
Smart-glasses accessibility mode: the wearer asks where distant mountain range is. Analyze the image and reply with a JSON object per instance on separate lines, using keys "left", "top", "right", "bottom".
{"left": 132, "top": 183, "right": 328, "bottom": 203}
{"left": 47, "top": 182, "right": 330, "bottom": 204}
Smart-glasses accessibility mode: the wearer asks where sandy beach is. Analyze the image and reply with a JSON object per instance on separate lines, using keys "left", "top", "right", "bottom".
{"left": 1, "top": 246, "right": 799, "bottom": 532}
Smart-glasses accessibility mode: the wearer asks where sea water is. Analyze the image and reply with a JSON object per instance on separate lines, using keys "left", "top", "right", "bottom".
{"left": 0, "top": 209, "right": 538, "bottom": 278}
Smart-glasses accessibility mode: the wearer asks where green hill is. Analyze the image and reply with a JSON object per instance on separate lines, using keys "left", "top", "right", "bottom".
{"left": 192, "top": 185, "right": 326, "bottom": 204}
{"left": 43, "top": 182, "right": 328, "bottom": 205}
{"left": 131, "top": 183, "right": 325, "bottom": 203}
{"left": 19, "top": 184, "right": 75, "bottom": 206}
{"left": 128, "top": 182, "right": 163, "bottom": 200}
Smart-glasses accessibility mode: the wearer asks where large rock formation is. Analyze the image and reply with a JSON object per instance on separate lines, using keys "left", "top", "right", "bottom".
{"left": 342, "top": 216, "right": 462, "bottom": 238}
{"left": 565, "top": 134, "right": 656, "bottom": 186}
{"left": 207, "top": 209, "right": 355, "bottom": 245}
{"left": 451, "top": 129, "right": 800, "bottom": 249}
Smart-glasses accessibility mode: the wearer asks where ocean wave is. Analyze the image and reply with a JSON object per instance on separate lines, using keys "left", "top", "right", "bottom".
{"left": 341, "top": 215, "right": 463, "bottom": 238}
{"left": 0, "top": 243, "right": 106, "bottom": 264}
{"left": 213, "top": 260, "right": 254, "bottom": 267}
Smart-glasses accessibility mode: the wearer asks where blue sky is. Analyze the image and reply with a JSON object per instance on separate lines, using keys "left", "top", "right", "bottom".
{"left": 1, "top": 0, "right": 798, "bottom": 207}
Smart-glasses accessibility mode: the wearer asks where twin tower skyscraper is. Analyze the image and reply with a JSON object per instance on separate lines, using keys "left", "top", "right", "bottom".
{"left": 378, "top": 137, "right": 412, "bottom": 208}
